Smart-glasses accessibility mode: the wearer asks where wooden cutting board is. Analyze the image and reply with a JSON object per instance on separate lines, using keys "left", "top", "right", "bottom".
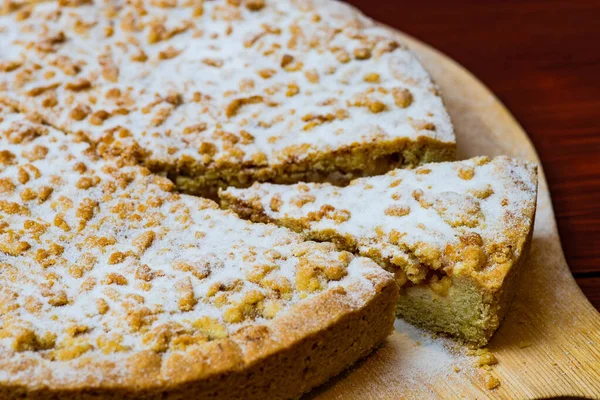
{"left": 307, "top": 27, "right": 600, "bottom": 400}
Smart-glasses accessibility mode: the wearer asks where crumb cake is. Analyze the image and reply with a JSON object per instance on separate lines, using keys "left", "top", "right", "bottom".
{"left": 0, "top": 105, "right": 398, "bottom": 399}
{"left": 221, "top": 156, "right": 539, "bottom": 346}
{"left": 0, "top": 0, "right": 455, "bottom": 198}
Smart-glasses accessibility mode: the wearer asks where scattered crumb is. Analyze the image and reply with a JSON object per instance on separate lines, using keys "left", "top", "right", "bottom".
{"left": 465, "top": 347, "right": 502, "bottom": 390}
{"left": 468, "top": 348, "right": 499, "bottom": 367}
{"left": 518, "top": 340, "right": 532, "bottom": 349}
{"left": 453, "top": 365, "right": 461, "bottom": 373}
{"left": 477, "top": 352, "right": 498, "bottom": 367}
{"left": 484, "top": 373, "right": 501, "bottom": 390}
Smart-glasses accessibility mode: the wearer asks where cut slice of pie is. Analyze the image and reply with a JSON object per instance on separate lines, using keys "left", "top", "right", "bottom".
{"left": 0, "top": 105, "right": 397, "bottom": 399}
{"left": 0, "top": 0, "right": 455, "bottom": 198}
{"left": 220, "top": 156, "right": 538, "bottom": 346}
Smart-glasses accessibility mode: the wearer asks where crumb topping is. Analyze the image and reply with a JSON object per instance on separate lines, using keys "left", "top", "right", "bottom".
{"left": 0, "top": 105, "right": 388, "bottom": 379}
{"left": 221, "top": 156, "right": 538, "bottom": 288}
{"left": 0, "top": 0, "right": 454, "bottom": 174}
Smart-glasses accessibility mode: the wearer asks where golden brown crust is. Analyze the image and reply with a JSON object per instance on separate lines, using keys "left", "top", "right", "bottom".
{"left": 0, "top": 276, "right": 398, "bottom": 399}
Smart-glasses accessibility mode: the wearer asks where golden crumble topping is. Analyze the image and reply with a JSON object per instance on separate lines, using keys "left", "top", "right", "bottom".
{"left": 0, "top": 105, "right": 391, "bottom": 385}
{"left": 0, "top": 0, "right": 454, "bottom": 196}
{"left": 220, "top": 156, "right": 538, "bottom": 291}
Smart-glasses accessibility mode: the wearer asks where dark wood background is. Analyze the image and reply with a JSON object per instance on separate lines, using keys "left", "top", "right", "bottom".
{"left": 345, "top": 0, "right": 600, "bottom": 309}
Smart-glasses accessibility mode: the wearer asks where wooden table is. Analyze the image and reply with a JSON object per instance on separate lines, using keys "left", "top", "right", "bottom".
{"left": 345, "top": 0, "right": 600, "bottom": 310}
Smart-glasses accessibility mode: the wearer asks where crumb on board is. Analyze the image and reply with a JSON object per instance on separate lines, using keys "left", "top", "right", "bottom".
{"left": 518, "top": 340, "right": 532, "bottom": 348}
{"left": 477, "top": 352, "right": 498, "bottom": 367}
{"left": 484, "top": 373, "right": 501, "bottom": 390}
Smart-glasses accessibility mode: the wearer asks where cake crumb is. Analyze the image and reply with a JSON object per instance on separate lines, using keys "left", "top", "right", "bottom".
{"left": 476, "top": 351, "right": 498, "bottom": 367}
{"left": 518, "top": 340, "right": 532, "bottom": 349}
{"left": 484, "top": 373, "right": 501, "bottom": 390}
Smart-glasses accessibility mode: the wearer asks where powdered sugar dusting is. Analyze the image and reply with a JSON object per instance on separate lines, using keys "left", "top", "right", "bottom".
{"left": 0, "top": 105, "right": 392, "bottom": 389}
{"left": 222, "top": 156, "right": 538, "bottom": 286}
{"left": 0, "top": 0, "right": 453, "bottom": 182}
{"left": 394, "top": 319, "right": 463, "bottom": 380}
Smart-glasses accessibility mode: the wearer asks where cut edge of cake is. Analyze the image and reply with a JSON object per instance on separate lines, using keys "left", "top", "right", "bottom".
{"left": 168, "top": 135, "right": 456, "bottom": 198}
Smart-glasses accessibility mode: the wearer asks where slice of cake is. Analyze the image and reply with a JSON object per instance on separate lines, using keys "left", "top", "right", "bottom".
{"left": 0, "top": 0, "right": 455, "bottom": 198}
{"left": 220, "top": 156, "right": 538, "bottom": 346}
{"left": 0, "top": 105, "right": 397, "bottom": 399}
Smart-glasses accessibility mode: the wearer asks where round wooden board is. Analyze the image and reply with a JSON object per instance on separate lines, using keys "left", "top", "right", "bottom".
{"left": 306, "top": 28, "right": 600, "bottom": 400}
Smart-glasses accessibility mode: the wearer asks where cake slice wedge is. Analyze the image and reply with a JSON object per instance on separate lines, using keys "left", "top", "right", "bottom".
{"left": 220, "top": 156, "right": 538, "bottom": 346}
{"left": 0, "top": 0, "right": 455, "bottom": 198}
{"left": 0, "top": 104, "right": 397, "bottom": 399}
